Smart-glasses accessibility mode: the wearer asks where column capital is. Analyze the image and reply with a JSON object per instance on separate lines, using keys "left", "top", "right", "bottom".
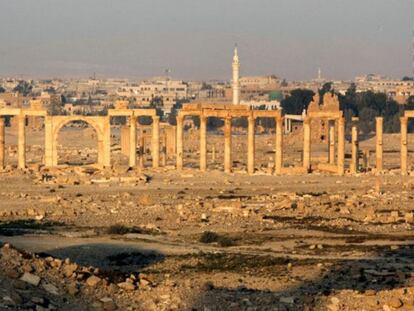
{"left": 152, "top": 115, "right": 160, "bottom": 122}
{"left": 400, "top": 116, "right": 409, "bottom": 124}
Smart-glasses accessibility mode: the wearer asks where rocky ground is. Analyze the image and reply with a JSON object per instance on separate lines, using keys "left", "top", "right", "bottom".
{"left": 1, "top": 126, "right": 414, "bottom": 310}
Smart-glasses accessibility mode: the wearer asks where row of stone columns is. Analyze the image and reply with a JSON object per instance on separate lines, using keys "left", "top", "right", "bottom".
{"left": 303, "top": 117, "right": 345, "bottom": 175}
{"left": 128, "top": 116, "right": 160, "bottom": 168}
{"left": 0, "top": 112, "right": 407, "bottom": 175}
{"left": 0, "top": 113, "right": 162, "bottom": 170}
{"left": 177, "top": 114, "right": 283, "bottom": 175}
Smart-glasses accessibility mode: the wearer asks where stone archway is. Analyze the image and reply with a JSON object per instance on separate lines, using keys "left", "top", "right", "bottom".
{"left": 45, "top": 116, "right": 110, "bottom": 167}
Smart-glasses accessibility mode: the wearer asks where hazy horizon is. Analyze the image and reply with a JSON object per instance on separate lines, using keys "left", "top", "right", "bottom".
{"left": 0, "top": 0, "right": 413, "bottom": 81}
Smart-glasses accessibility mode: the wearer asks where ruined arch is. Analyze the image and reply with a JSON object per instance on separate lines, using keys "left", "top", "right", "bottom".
{"left": 45, "top": 116, "right": 110, "bottom": 167}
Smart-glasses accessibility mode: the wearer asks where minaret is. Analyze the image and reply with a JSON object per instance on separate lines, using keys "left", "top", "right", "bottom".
{"left": 232, "top": 46, "right": 240, "bottom": 105}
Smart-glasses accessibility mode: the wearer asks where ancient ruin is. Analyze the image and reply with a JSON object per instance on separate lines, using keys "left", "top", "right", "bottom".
{"left": 0, "top": 100, "right": 160, "bottom": 170}
{"left": 1, "top": 95, "right": 412, "bottom": 177}
{"left": 304, "top": 93, "right": 345, "bottom": 175}
{"left": 2, "top": 1, "right": 414, "bottom": 310}
{"left": 176, "top": 103, "right": 283, "bottom": 175}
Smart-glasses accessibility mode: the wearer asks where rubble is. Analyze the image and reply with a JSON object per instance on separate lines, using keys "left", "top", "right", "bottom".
{"left": 0, "top": 124, "right": 414, "bottom": 310}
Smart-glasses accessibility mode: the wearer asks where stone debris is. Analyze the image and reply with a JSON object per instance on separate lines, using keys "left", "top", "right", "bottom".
{"left": 1, "top": 126, "right": 414, "bottom": 310}
{"left": 0, "top": 243, "right": 149, "bottom": 310}
{"left": 86, "top": 275, "right": 102, "bottom": 287}
{"left": 20, "top": 272, "right": 41, "bottom": 286}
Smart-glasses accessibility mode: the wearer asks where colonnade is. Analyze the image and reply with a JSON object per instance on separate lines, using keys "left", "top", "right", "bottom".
{"left": 303, "top": 114, "right": 346, "bottom": 175}
{"left": 0, "top": 101, "right": 161, "bottom": 169}
{"left": 175, "top": 105, "right": 283, "bottom": 175}
{"left": 125, "top": 115, "right": 160, "bottom": 168}
{"left": 1, "top": 102, "right": 414, "bottom": 176}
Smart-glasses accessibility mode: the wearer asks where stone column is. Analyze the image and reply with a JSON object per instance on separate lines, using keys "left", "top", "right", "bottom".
{"left": 103, "top": 117, "right": 111, "bottom": 167}
{"left": 247, "top": 115, "right": 255, "bottom": 175}
{"left": 129, "top": 116, "right": 137, "bottom": 167}
{"left": 176, "top": 115, "right": 184, "bottom": 170}
{"left": 200, "top": 114, "right": 207, "bottom": 172}
{"left": 152, "top": 116, "right": 160, "bottom": 168}
{"left": 328, "top": 120, "right": 336, "bottom": 164}
{"left": 224, "top": 116, "right": 232, "bottom": 173}
{"left": 376, "top": 117, "right": 384, "bottom": 172}
{"left": 401, "top": 116, "right": 408, "bottom": 175}
{"left": 337, "top": 118, "right": 345, "bottom": 175}
{"left": 0, "top": 118, "right": 5, "bottom": 169}
{"left": 97, "top": 139, "right": 104, "bottom": 166}
{"left": 167, "top": 126, "right": 177, "bottom": 156}
{"left": 275, "top": 117, "right": 283, "bottom": 175}
{"left": 44, "top": 117, "right": 53, "bottom": 167}
{"left": 350, "top": 117, "right": 359, "bottom": 174}
{"left": 139, "top": 130, "right": 145, "bottom": 168}
{"left": 161, "top": 134, "right": 167, "bottom": 167}
{"left": 303, "top": 117, "right": 311, "bottom": 172}
{"left": 363, "top": 150, "right": 370, "bottom": 170}
{"left": 18, "top": 114, "right": 26, "bottom": 169}
{"left": 120, "top": 126, "right": 130, "bottom": 156}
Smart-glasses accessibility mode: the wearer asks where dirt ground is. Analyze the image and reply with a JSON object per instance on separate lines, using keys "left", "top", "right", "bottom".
{"left": 1, "top": 125, "right": 414, "bottom": 311}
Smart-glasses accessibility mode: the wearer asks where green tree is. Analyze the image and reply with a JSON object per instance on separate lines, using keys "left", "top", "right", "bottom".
{"left": 13, "top": 80, "right": 33, "bottom": 96}
{"left": 358, "top": 107, "right": 377, "bottom": 135}
{"left": 318, "top": 82, "right": 333, "bottom": 102}
{"left": 149, "top": 96, "right": 165, "bottom": 120}
{"left": 201, "top": 82, "right": 212, "bottom": 90}
{"left": 207, "top": 117, "right": 224, "bottom": 130}
{"left": 280, "top": 79, "right": 288, "bottom": 87}
{"left": 281, "top": 89, "right": 314, "bottom": 115}
{"left": 168, "top": 102, "right": 183, "bottom": 125}
{"left": 338, "top": 85, "right": 401, "bottom": 134}
{"left": 338, "top": 83, "right": 358, "bottom": 133}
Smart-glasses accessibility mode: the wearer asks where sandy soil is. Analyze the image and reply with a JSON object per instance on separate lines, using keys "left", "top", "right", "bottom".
{"left": 1, "top": 126, "right": 414, "bottom": 310}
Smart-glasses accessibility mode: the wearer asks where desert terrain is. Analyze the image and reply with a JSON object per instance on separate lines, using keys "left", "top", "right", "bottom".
{"left": 1, "top": 124, "right": 414, "bottom": 311}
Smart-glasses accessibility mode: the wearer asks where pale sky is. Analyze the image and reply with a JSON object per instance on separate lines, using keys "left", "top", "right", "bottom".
{"left": 0, "top": 0, "right": 413, "bottom": 81}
